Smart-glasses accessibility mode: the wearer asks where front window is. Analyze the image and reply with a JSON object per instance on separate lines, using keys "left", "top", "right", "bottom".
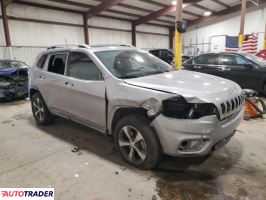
{"left": 95, "top": 50, "right": 174, "bottom": 78}
{"left": 242, "top": 53, "right": 266, "bottom": 66}
{"left": 193, "top": 54, "right": 219, "bottom": 65}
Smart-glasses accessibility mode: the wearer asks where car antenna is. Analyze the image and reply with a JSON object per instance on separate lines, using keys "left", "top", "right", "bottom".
{"left": 65, "top": 37, "right": 68, "bottom": 47}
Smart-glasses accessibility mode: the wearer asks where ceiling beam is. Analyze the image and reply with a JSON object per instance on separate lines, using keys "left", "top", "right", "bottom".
{"left": 11, "top": 0, "right": 172, "bottom": 28}
{"left": 183, "top": 10, "right": 201, "bottom": 18}
{"left": 46, "top": 0, "right": 93, "bottom": 9}
{"left": 133, "top": 0, "right": 201, "bottom": 26}
{"left": 192, "top": 3, "right": 216, "bottom": 12}
{"left": 86, "top": 0, "right": 124, "bottom": 19}
{"left": 211, "top": 0, "right": 230, "bottom": 8}
{"left": 187, "top": 1, "right": 254, "bottom": 27}
{"left": 13, "top": 0, "right": 84, "bottom": 14}
{"left": 4, "top": 0, "right": 13, "bottom": 7}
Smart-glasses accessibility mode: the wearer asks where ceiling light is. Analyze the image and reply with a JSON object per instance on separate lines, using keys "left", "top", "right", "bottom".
{"left": 172, "top": 0, "right": 177, "bottom": 5}
{"left": 203, "top": 11, "right": 212, "bottom": 16}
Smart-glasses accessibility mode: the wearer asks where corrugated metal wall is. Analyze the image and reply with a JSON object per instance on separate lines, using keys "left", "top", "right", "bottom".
{"left": 0, "top": 3, "right": 170, "bottom": 65}
{"left": 183, "top": 7, "right": 266, "bottom": 55}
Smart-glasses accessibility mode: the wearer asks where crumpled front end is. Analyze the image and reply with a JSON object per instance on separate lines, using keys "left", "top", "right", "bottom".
{"left": 151, "top": 108, "right": 243, "bottom": 156}
{"left": 0, "top": 68, "right": 28, "bottom": 100}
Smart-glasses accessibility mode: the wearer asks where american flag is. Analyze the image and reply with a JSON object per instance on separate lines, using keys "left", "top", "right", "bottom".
{"left": 225, "top": 33, "right": 258, "bottom": 54}
{"left": 242, "top": 33, "right": 258, "bottom": 54}
{"left": 225, "top": 35, "right": 239, "bottom": 52}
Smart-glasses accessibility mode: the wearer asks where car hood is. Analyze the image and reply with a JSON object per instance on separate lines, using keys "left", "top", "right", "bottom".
{"left": 0, "top": 67, "right": 28, "bottom": 76}
{"left": 123, "top": 70, "right": 242, "bottom": 104}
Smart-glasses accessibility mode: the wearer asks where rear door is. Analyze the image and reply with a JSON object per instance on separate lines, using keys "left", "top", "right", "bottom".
{"left": 38, "top": 52, "right": 69, "bottom": 116}
{"left": 184, "top": 54, "right": 229, "bottom": 79}
{"left": 221, "top": 54, "right": 260, "bottom": 89}
{"left": 62, "top": 51, "right": 106, "bottom": 132}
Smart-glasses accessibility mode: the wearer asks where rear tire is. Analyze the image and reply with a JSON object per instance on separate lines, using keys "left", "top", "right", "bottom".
{"left": 114, "top": 115, "right": 161, "bottom": 170}
{"left": 31, "top": 92, "right": 53, "bottom": 125}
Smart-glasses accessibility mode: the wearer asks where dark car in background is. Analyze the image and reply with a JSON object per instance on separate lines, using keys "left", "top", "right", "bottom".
{"left": 183, "top": 52, "right": 266, "bottom": 96}
{"left": 149, "top": 49, "right": 173, "bottom": 64}
{"left": 256, "top": 49, "right": 266, "bottom": 60}
{"left": 0, "top": 60, "right": 29, "bottom": 100}
{"left": 149, "top": 49, "right": 192, "bottom": 64}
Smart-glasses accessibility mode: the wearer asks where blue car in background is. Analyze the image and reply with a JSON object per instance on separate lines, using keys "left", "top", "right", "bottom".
{"left": 0, "top": 60, "right": 29, "bottom": 100}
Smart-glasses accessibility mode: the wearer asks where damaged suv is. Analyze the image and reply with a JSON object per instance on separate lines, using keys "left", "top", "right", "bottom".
{"left": 29, "top": 44, "right": 244, "bottom": 169}
{"left": 0, "top": 60, "right": 29, "bottom": 100}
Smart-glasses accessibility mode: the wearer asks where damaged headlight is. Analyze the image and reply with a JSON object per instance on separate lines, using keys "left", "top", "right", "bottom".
{"left": 141, "top": 98, "right": 162, "bottom": 117}
{"left": 162, "top": 96, "right": 219, "bottom": 119}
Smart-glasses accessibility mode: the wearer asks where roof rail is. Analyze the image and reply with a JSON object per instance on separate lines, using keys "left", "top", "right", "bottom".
{"left": 89, "top": 44, "right": 134, "bottom": 48}
{"left": 47, "top": 44, "right": 90, "bottom": 50}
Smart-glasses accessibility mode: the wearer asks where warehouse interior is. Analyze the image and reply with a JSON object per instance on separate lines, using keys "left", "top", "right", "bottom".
{"left": 1, "top": 0, "right": 266, "bottom": 199}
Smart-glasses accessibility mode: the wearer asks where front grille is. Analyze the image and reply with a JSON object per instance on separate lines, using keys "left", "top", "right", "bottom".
{"left": 220, "top": 93, "right": 244, "bottom": 118}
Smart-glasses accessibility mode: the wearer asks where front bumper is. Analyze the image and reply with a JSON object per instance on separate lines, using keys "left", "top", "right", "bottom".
{"left": 0, "top": 85, "right": 28, "bottom": 100}
{"left": 151, "top": 108, "right": 244, "bottom": 156}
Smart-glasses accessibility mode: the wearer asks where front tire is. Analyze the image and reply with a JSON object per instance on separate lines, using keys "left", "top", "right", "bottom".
{"left": 114, "top": 115, "right": 161, "bottom": 170}
{"left": 31, "top": 92, "right": 53, "bottom": 125}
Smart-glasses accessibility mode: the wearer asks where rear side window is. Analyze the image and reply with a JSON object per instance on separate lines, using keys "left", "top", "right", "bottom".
{"left": 221, "top": 55, "right": 249, "bottom": 65}
{"left": 48, "top": 53, "right": 67, "bottom": 75}
{"left": 193, "top": 54, "right": 219, "bottom": 65}
{"left": 66, "top": 52, "right": 102, "bottom": 81}
{"left": 37, "top": 54, "right": 48, "bottom": 69}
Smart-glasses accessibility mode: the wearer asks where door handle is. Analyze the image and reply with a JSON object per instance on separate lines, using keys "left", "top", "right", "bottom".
{"left": 65, "top": 82, "right": 74, "bottom": 86}
{"left": 39, "top": 75, "right": 46, "bottom": 79}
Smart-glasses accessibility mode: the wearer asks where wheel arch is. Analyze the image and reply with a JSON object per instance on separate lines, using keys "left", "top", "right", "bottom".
{"left": 110, "top": 107, "right": 149, "bottom": 135}
{"left": 29, "top": 87, "right": 39, "bottom": 100}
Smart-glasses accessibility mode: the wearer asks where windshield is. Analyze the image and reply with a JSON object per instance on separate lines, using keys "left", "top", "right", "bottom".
{"left": 95, "top": 49, "right": 174, "bottom": 78}
{"left": 242, "top": 53, "right": 266, "bottom": 66}
{"left": 0, "top": 61, "right": 11, "bottom": 70}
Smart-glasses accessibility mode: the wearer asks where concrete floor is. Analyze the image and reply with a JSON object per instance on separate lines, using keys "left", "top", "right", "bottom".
{"left": 0, "top": 100, "right": 266, "bottom": 200}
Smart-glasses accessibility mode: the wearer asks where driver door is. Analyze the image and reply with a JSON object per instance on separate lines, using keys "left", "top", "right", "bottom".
{"left": 63, "top": 51, "right": 106, "bottom": 132}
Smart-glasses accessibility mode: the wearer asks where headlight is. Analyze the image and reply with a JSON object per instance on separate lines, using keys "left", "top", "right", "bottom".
{"left": 141, "top": 98, "right": 162, "bottom": 117}
{"left": 162, "top": 96, "right": 219, "bottom": 119}
{"left": 0, "top": 81, "right": 11, "bottom": 87}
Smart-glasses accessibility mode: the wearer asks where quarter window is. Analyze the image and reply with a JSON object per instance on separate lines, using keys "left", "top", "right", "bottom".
{"left": 47, "top": 53, "right": 67, "bottom": 75}
{"left": 221, "top": 55, "right": 249, "bottom": 65}
{"left": 37, "top": 54, "right": 48, "bottom": 69}
{"left": 67, "top": 52, "right": 102, "bottom": 81}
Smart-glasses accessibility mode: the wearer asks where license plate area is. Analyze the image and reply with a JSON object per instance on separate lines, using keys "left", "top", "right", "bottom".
{"left": 212, "top": 132, "right": 235, "bottom": 151}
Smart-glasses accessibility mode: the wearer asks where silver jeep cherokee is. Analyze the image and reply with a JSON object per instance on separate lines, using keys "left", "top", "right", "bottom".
{"left": 29, "top": 44, "right": 244, "bottom": 169}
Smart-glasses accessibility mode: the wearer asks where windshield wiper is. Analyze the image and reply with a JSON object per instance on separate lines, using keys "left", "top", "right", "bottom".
{"left": 118, "top": 74, "right": 140, "bottom": 79}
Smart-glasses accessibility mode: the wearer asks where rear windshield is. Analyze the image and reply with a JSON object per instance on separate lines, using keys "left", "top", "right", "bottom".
{"left": 0, "top": 61, "right": 11, "bottom": 70}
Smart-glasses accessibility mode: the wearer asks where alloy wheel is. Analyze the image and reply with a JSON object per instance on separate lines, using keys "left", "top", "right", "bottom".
{"left": 32, "top": 97, "right": 44, "bottom": 122}
{"left": 118, "top": 126, "right": 147, "bottom": 164}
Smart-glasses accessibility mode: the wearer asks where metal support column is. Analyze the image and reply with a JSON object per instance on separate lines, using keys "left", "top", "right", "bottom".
{"left": 169, "top": 27, "right": 174, "bottom": 49}
{"left": 174, "top": 0, "right": 183, "bottom": 69}
{"left": 239, "top": 0, "right": 246, "bottom": 49}
{"left": 132, "top": 23, "right": 136, "bottom": 47}
{"left": 1, "top": 0, "right": 13, "bottom": 59}
{"left": 83, "top": 14, "right": 89, "bottom": 44}
{"left": 264, "top": 22, "right": 266, "bottom": 50}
